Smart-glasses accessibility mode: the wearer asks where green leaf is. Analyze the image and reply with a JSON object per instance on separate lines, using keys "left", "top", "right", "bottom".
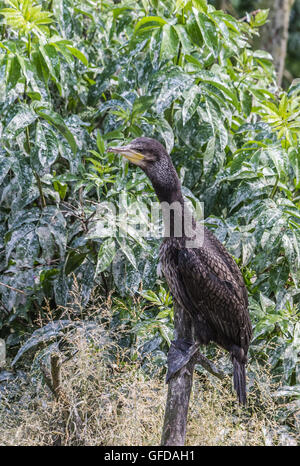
{"left": 193, "top": 10, "right": 218, "bottom": 56}
{"left": 36, "top": 226, "right": 55, "bottom": 261}
{"left": 96, "top": 130, "right": 105, "bottom": 155}
{"left": 5, "top": 223, "right": 39, "bottom": 267}
{"left": 134, "top": 15, "right": 167, "bottom": 34}
{"left": 6, "top": 55, "right": 21, "bottom": 91}
{"left": 39, "top": 45, "right": 62, "bottom": 95}
{"left": 34, "top": 121, "right": 59, "bottom": 168}
{"left": 192, "top": 0, "right": 208, "bottom": 14}
{"left": 282, "top": 230, "right": 300, "bottom": 285}
{"left": 53, "top": 180, "right": 67, "bottom": 200}
{"left": 197, "top": 71, "right": 240, "bottom": 110}
{"left": 241, "top": 90, "right": 252, "bottom": 117}
{"left": 132, "top": 95, "right": 154, "bottom": 117}
{"left": 173, "top": 24, "right": 194, "bottom": 53}
{"left": 0, "top": 156, "right": 12, "bottom": 184}
{"left": 96, "top": 238, "right": 116, "bottom": 275}
{"left": 5, "top": 105, "right": 37, "bottom": 136}
{"left": 64, "top": 45, "right": 89, "bottom": 66}
{"left": 11, "top": 320, "right": 97, "bottom": 366}
{"left": 156, "top": 72, "right": 193, "bottom": 113}
{"left": 65, "top": 251, "right": 87, "bottom": 275}
{"left": 186, "top": 11, "right": 203, "bottom": 47}
{"left": 203, "top": 136, "right": 215, "bottom": 174}
{"left": 157, "top": 118, "right": 174, "bottom": 153}
{"left": 117, "top": 239, "right": 137, "bottom": 269}
{"left": 33, "top": 103, "right": 77, "bottom": 154}
{"left": 278, "top": 93, "right": 288, "bottom": 117}
{"left": 182, "top": 85, "right": 200, "bottom": 125}
{"left": 160, "top": 24, "right": 179, "bottom": 61}
{"left": 252, "top": 9, "right": 269, "bottom": 27}
{"left": 288, "top": 78, "right": 300, "bottom": 97}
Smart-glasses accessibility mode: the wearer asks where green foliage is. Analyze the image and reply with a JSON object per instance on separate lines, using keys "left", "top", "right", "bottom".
{"left": 0, "top": 0, "right": 299, "bottom": 417}
{"left": 0, "top": 0, "right": 53, "bottom": 34}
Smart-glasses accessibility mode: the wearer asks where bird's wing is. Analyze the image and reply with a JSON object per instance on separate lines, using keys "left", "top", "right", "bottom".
{"left": 204, "top": 227, "right": 248, "bottom": 308}
{"left": 177, "top": 246, "right": 252, "bottom": 349}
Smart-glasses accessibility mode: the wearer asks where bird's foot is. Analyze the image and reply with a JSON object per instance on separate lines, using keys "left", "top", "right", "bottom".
{"left": 166, "top": 339, "right": 199, "bottom": 383}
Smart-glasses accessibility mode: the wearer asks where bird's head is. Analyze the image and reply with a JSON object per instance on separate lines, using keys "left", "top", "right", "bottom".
{"left": 108, "top": 137, "right": 182, "bottom": 203}
{"left": 107, "top": 137, "right": 166, "bottom": 170}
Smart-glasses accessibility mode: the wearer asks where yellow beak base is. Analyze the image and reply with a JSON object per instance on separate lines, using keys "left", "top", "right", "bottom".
{"left": 107, "top": 145, "right": 145, "bottom": 165}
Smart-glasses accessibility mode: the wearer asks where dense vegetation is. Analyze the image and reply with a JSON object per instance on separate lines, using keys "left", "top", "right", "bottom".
{"left": 0, "top": 0, "right": 299, "bottom": 445}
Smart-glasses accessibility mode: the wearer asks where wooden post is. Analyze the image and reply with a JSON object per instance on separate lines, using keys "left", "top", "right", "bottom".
{"left": 161, "top": 302, "right": 195, "bottom": 446}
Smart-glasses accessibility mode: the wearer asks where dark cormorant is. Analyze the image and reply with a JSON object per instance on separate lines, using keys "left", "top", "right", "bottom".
{"left": 108, "top": 137, "right": 252, "bottom": 404}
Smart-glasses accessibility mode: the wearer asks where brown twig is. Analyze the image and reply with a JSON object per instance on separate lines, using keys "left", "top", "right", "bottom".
{"left": 239, "top": 9, "right": 261, "bottom": 22}
{"left": 40, "top": 352, "right": 83, "bottom": 445}
{"left": 196, "top": 352, "right": 227, "bottom": 380}
{"left": 0, "top": 299, "right": 10, "bottom": 316}
{"left": 0, "top": 281, "right": 26, "bottom": 295}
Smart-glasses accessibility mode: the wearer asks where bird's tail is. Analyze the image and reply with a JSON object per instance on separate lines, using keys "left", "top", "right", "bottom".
{"left": 231, "top": 346, "right": 247, "bottom": 405}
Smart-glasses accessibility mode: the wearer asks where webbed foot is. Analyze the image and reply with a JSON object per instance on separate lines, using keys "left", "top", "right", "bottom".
{"left": 166, "top": 339, "right": 199, "bottom": 383}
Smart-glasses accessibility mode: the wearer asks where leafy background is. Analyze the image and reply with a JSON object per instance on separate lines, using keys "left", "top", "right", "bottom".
{"left": 215, "top": 0, "right": 300, "bottom": 86}
{"left": 0, "top": 0, "right": 299, "bottom": 445}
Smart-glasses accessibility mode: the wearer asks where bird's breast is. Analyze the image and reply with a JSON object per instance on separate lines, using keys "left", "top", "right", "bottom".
{"left": 159, "top": 238, "right": 185, "bottom": 304}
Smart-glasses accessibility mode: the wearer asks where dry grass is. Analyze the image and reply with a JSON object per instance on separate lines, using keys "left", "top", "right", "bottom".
{"left": 0, "top": 322, "right": 298, "bottom": 446}
{"left": 0, "top": 287, "right": 298, "bottom": 446}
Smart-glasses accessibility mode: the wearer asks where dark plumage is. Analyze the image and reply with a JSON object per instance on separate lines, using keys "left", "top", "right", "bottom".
{"left": 108, "top": 137, "right": 252, "bottom": 404}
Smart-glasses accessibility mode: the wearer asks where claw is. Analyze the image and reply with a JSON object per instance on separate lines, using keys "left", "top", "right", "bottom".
{"left": 166, "top": 339, "right": 199, "bottom": 383}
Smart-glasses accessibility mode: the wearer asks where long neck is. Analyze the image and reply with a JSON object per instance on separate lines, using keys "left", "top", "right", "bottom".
{"left": 147, "top": 162, "right": 196, "bottom": 240}
{"left": 150, "top": 170, "right": 184, "bottom": 206}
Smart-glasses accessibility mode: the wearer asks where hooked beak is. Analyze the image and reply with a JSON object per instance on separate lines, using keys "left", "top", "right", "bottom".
{"left": 107, "top": 144, "right": 145, "bottom": 166}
